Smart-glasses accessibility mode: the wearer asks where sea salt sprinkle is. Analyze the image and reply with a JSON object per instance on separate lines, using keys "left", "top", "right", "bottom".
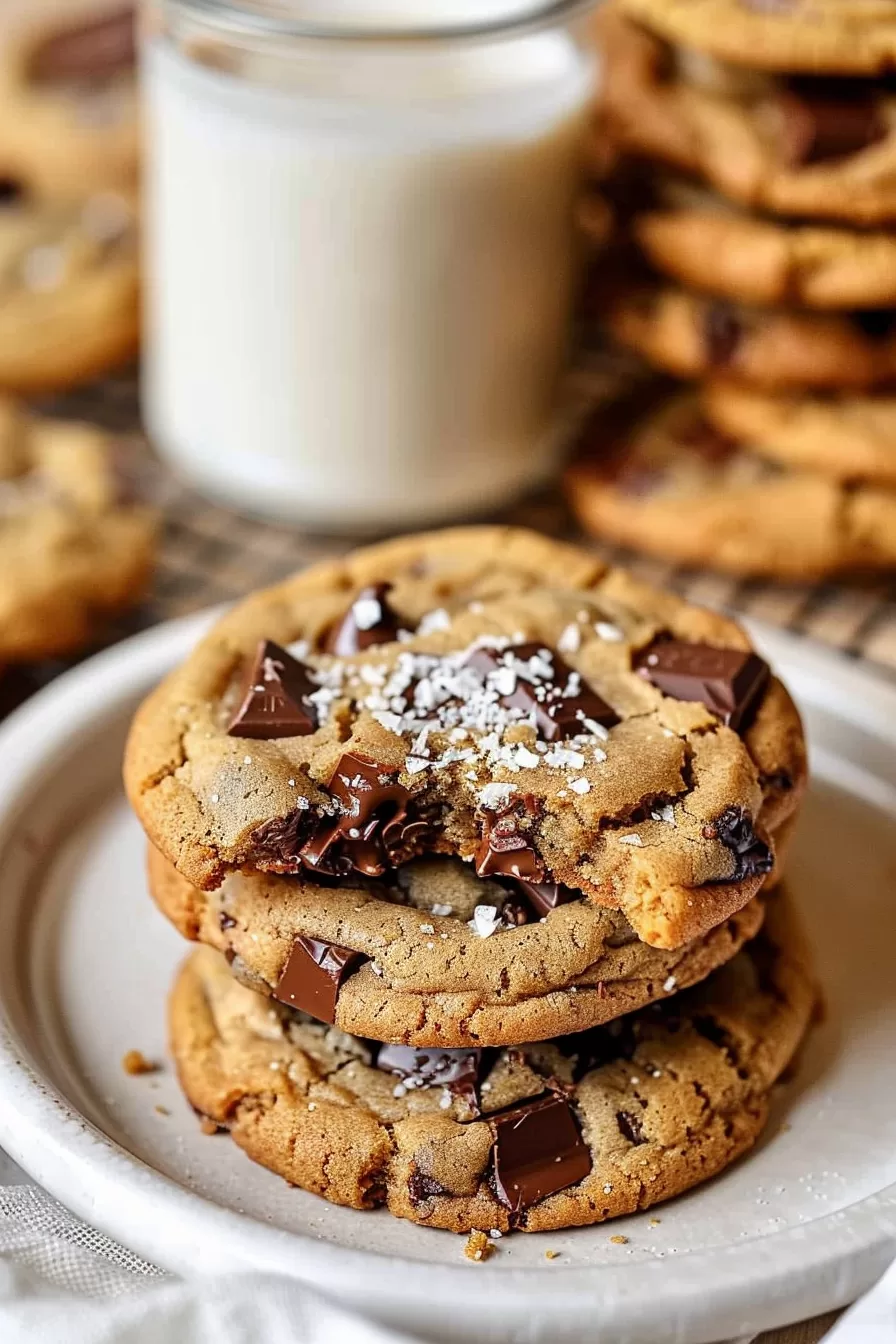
{"left": 618, "top": 834, "right": 643, "bottom": 846}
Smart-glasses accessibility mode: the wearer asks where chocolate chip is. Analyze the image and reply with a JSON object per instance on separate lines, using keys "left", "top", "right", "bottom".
{"left": 491, "top": 1093, "right": 592, "bottom": 1215}
{"left": 324, "top": 582, "right": 402, "bottom": 656}
{"left": 407, "top": 1168, "right": 449, "bottom": 1206}
{"left": 475, "top": 804, "right": 545, "bottom": 882}
{"left": 227, "top": 640, "right": 318, "bottom": 739}
{"left": 616, "top": 1109, "right": 646, "bottom": 1145}
{"left": 635, "top": 639, "right": 770, "bottom": 733}
{"left": 708, "top": 806, "right": 773, "bottom": 882}
{"left": 704, "top": 300, "right": 743, "bottom": 367}
{"left": 299, "top": 753, "right": 418, "bottom": 878}
{"left": 377, "top": 1044, "right": 485, "bottom": 1114}
{"left": 774, "top": 84, "right": 887, "bottom": 167}
{"left": 273, "top": 935, "right": 367, "bottom": 1024}
{"left": 511, "top": 878, "right": 577, "bottom": 919}
{"left": 853, "top": 310, "right": 896, "bottom": 341}
{"left": 0, "top": 179, "right": 24, "bottom": 207}
{"left": 464, "top": 642, "right": 618, "bottom": 742}
{"left": 30, "top": 6, "right": 135, "bottom": 84}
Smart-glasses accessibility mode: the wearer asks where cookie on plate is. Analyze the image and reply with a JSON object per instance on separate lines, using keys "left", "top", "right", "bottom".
{"left": 0, "top": 397, "right": 155, "bottom": 660}
{"left": 125, "top": 527, "right": 806, "bottom": 950}
{"left": 704, "top": 384, "right": 896, "bottom": 487}
{"left": 169, "top": 890, "right": 815, "bottom": 1233}
{"left": 598, "top": 10, "right": 896, "bottom": 226}
{"left": 614, "top": 0, "right": 896, "bottom": 77}
{"left": 605, "top": 283, "right": 896, "bottom": 390}
{"left": 633, "top": 204, "right": 896, "bottom": 310}
{"left": 149, "top": 844, "right": 766, "bottom": 1046}
{"left": 0, "top": 4, "right": 137, "bottom": 200}
{"left": 566, "top": 393, "right": 896, "bottom": 580}
{"left": 0, "top": 187, "right": 138, "bottom": 393}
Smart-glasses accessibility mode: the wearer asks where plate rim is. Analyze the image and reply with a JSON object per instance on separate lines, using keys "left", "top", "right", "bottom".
{"left": 0, "top": 610, "right": 895, "bottom": 1341}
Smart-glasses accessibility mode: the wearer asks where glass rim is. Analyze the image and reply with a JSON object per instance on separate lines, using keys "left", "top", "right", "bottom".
{"left": 162, "top": 0, "right": 598, "bottom": 45}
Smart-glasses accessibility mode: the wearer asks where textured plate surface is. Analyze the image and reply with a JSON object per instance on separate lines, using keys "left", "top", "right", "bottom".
{"left": 0, "top": 611, "right": 895, "bottom": 1344}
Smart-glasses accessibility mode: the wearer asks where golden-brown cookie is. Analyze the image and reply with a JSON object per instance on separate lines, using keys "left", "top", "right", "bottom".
{"left": 567, "top": 391, "right": 896, "bottom": 580}
{"left": 705, "top": 383, "right": 896, "bottom": 486}
{"left": 604, "top": 282, "right": 896, "bottom": 390}
{"left": 615, "top": 0, "right": 896, "bottom": 77}
{"left": 168, "top": 890, "right": 815, "bottom": 1234}
{"left": 0, "top": 3, "right": 137, "bottom": 200}
{"left": 148, "top": 844, "right": 766, "bottom": 1047}
{"left": 125, "top": 527, "right": 806, "bottom": 949}
{"left": 598, "top": 9, "right": 896, "bottom": 226}
{"left": 0, "top": 187, "right": 138, "bottom": 393}
{"left": 0, "top": 396, "right": 155, "bottom": 660}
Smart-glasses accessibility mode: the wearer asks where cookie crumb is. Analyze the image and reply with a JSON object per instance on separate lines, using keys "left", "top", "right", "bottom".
{"left": 154, "top": 1105, "right": 170, "bottom": 1116}
{"left": 649, "top": 1217, "right": 661, "bottom": 1227}
{"left": 464, "top": 1230, "right": 494, "bottom": 1262}
{"left": 544, "top": 1249, "right": 560, "bottom": 1261}
{"left": 122, "top": 1049, "right": 157, "bottom": 1076}
{"left": 199, "top": 1117, "right": 222, "bottom": 1136}
{"left": 610, "top": 1234, "right": 629, "bottom": 1245}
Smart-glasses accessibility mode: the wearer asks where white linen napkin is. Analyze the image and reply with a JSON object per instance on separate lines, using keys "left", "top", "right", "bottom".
{"left": 0, "top": 1184, "right": 410, "bottom": 1344}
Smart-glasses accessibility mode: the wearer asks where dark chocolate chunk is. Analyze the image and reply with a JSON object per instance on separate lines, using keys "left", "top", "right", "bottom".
{"left": 377, "top": 1044, "right": 485, "bottom": 1114}
{"left": 30, "top": 6, "right": 135, "bottom": 84}
{"left": 491, "top": 1093, "right": 592, "bottom": 1215}
{"left": 407, "top": 1168, "right": 449, "bottom": 1205}
{"left": 475, "top": 805, "right": 544, "bottom": 882}
{"left": 299, "top": 753, "right": 417, "bottom": 878}
{"left": 227, "top": 639, "right": 318, "bottom": 739}
{"left": 853, "top": 310, "right": 896, "bottom": 341}
{"left": 0, "top": 179, "right": 24, "bottom": 207}
{"left": 251, "top": 808, "right": 314, "bottom": 872}
{"left": 273, "top": 935, "right": 367, "bottom": 1024}
{"left": 706, "top": 806, "right": 773, "bottom": 882}
{"left": 774, "top": 84, "right": 887, "bottom": 167}
{"left": 635, "top": 639, "right": 770, "bottom": 733}
{"left": 324, "top": 582, "right": 402, "bottom": 656}
{"left": 512, "top": 878, "right": 577, "bottom": 919}
{"left": 704, "top": 300, "right": 743, "bottom": 367}
{"left": 464, "top": 642, "right": 618, "bottom": 741}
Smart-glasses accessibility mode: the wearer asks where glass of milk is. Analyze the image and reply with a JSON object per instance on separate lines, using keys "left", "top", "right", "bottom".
{"left": 142, "top": 0, "right": 599, "bottom": 529}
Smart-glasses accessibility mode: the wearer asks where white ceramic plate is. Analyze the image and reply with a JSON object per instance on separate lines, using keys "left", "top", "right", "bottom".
{"left": 0, "top": 611, "right": 895, "bottom": 1344}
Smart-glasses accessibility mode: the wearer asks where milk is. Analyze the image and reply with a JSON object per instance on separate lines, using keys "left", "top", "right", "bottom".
{"left": 142, "top": 4, "right": 596, "bottom": 527}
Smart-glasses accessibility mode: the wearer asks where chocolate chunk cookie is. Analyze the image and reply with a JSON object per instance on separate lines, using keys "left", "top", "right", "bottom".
{"left": 125, "top": 528, "right": 806, "bottom": 949}
{"left": 0, "top": 187, "right": 138, "bottom": 393}
{"left": 705, "top": 383, "right": 896, "bottom": 486}
{"left": 567, "top": 392, "right": 896, "bottom": 579}
{"left": 0, "top": 4, "right": 137, "bottom": 200}
{"left": 148, "top": 844, "right": 766, "bottom": 1046}
{"left": 634, "top": 203, "right": 896, "bottom": 310}
{"left": 604, "top": 282, "right": 896, "bottom": 390}
{"left": 615, "top": 0, "right": 896, "bottom": 77}
{"left": 168, "top": 890, "right": 815, "bottom": 1234}
{"left": 599, "top": 10, "right": 896, "bottom": 226}
{"left": 0, "top": 397, "right": 155, "bottom": 660}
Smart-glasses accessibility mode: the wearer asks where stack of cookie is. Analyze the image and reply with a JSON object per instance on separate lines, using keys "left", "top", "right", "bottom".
{"left": 568, "top": 1, "right": 896, "bottom": 580}
{"left": 125, "top": 527, "right": 815, "bottom": 1240}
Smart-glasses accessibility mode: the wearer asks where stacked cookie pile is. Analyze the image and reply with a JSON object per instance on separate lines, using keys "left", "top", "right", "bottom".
{"left": 125, "top": 527, "right": 815, "bottom": 1240}
{"left": 568, "top": 0, "right": 896, "bottom": 580}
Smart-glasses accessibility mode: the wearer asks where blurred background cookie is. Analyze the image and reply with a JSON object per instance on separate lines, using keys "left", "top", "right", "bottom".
{"left": 0, "top": 1, "right": 137, "bottom": 200}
